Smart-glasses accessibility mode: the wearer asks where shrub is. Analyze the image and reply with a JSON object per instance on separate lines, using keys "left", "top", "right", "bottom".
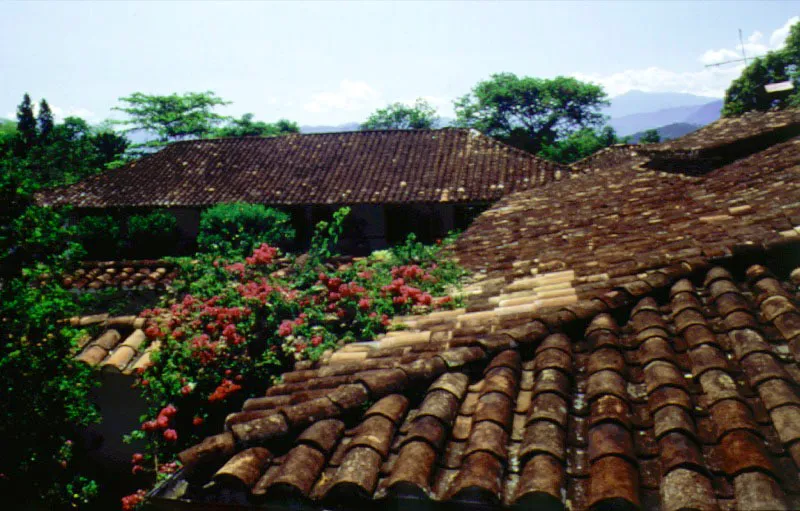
{"left": 127, "top": 210, "right": 179, "bottom": 258}
{"left": 0, "top": 272, "right": 100, "bottom": 509}
{"left": 197, "top": 203, "right": 295, "bottom": 257}
{"left": 126, "top": 211, "right": 466, "bottom": 494}
{"left": 74, "top": 214, "right": 122, "bottom": 260}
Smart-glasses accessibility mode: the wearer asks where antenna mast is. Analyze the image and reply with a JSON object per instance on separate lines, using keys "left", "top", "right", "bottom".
{"left": 739, "top": 28, "right": 748, "bottom": 66}
{"left": 705, "top": 28, "right": 764, "bottom": 68}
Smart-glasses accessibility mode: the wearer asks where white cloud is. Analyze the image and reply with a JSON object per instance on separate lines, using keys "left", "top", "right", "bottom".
{"left": 770, "top": 16, "right": 799, "bottom": 47}
{"left": 748, "top": 30, "right": 764, "bottom": 45}
{"left": 50, "top": 105, "right": 99, "bottom": 123}
{"left": 699, "top": 48, "right": 741, "bottom": 66}
{"left": 573, "top": 16, "right": 797, "bottom": 98}
{"left": 573, "top": 65, "right": 744, "bottom": 98}
{"left": 303, "top": 80, "right": 381, "bottom": 113}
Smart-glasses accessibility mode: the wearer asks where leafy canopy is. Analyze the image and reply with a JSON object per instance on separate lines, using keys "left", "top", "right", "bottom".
{"left": 215, "top": 113, "right": 300, "bottom": 137}
{"left": 454, "top": 73, "right": 608, "bottom": 153}
{"left": 198, "top": 203, "right": 296, "bottom": 257}
{"left": 722, "top": 20, "right": 800, "bottom": 116}
{"left": 538, "top": 126, "right": 621, "bottom": 164}
{"left": 638, "top": 128, "right": 661, "bottom": 144}
{"left": 113, "top": 91, "right": 231, "bottom": 149}
{"left": 361, "top": 98, "right": 440, "bottom": 130}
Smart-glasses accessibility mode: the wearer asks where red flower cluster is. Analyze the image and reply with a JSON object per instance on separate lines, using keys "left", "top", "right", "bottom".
{"left": 316, "top": 274, "right": 370, "bottom": 317}
{"left": 121, "top": 490, "right": 146, "bottom": 511}
{"left": 391, "top": 264, "right": 437, "bottom": 283}
{"left": 189, "top": 334, "right": 219, "bottom": 365}
{"left": 246, "top": 243, "right": 278, "bottom": 265}
{"left": 237, "top": 279, "right": 297, "bottom": 304}
{"left": 141, "top": 405, "right": 178, "bottom": 443}
{"left": 144, "top": 325, "right": 164, "bottom": 340}
{"left": 158, "top": 461, "right": 179, "bottom": 474}
{"left": 224, "top": 262, "right": 246, "bottom": 277}
{"left": 208, "top": 379, "right": 242, "bottom": 403}
{"left": 381, "top": 278, "right": 433, "bottom": 307}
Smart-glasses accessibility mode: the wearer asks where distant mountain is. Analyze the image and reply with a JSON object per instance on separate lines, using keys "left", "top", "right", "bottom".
{"left": 684, "top": 100, "right": 724, "bottom": 125}
{"left": 604, "top": 90, "right": 719, "bottom": 119}
{"left": 609, "top": 100, "right": 722, "bottom": 136}
{"left": 627, "top": 122, "right": 701, "bottom": 143}
{"left": 300, "top": 122, "right": 361, "bottom": 134}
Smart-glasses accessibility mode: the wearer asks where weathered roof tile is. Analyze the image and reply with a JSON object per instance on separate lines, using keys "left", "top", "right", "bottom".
{"left": 38, "top": 129, "right": 563, "bottom": 208}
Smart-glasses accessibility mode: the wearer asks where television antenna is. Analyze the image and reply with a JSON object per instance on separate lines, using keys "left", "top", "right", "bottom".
{"left": 704, "top": 28, "right": 764, "bottom": 68}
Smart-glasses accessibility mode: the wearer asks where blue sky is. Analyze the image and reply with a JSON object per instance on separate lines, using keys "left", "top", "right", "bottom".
{"left": 1, "top": 1, "right": 797, "bottom": 125}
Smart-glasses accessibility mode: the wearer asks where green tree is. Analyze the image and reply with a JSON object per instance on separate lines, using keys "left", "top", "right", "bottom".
{"left": 38, "top": 99, "right": 54, "bottom": 141}
{"left": 30, "top": 117, "right": 123, "bottom": 184}
{"left": 215, "top": 113, "right": 300, "bottom": 137}
{"left": 638, "top": 128, "right": 661, "bottom": 144}
{"left": 454, "top": 73, "right": 608, "bottom": 153}
{"left": 113, "top": 91, "right": 231, "bottom": 150}
{"left": 0, "top": 120, "right": 15, "bottom": 147}
{"left": 361, "top": 98, "right": 440, "bottom": 130}
{"left": 539, "top": 125, "right": 620, "bottom": 163}
{"left": 15, "top": 93, "right": 37, "bottom": 153}
{"left": 722, "top": 20, "right": 800, "bottom": 116}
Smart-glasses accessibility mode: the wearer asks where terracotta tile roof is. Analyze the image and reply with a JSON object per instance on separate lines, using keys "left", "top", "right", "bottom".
{"left": 143, "top": 111, "right": 800, "bottom": 509}
{"left": 569, "top": 144, "right": 642, "bottom": 174}
{"left": 150, "top": 262, "right": 800, "bottom": 510}
{"left": 452, "top": 134, "right": 800, "bottom": 295}
{"left": 645, "top": 109, "right": 800, "bottom": 153}
{"left": 70, "top": 315, "right": 154, "bottom": 374}
{"left": 61, "top": 260, "right": 178, "bottom": 290}
{"left": 35, "top": 129, "right": 565, "bottom": 208}
{"left": 639, "top": 109, "right": 800, "bottom": 174}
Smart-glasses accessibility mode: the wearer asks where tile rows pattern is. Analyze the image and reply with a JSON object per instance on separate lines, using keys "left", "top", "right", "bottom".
{"left": 35, "top": 129, "right": 564, "bottom": 208}
{"left": 644, "top": 109, "right": 800, "bottom": 153}
{"left": 453, "top": 133, "right": 800, "bottom": 299}
{"left": 152, "top": 263, "right": 800, "bottom": 510}
{"left": 71, "top": 315, "right": 156, "bottom": 374}
{"left": 61, "top": 260, "right": 177, "bottom": 290}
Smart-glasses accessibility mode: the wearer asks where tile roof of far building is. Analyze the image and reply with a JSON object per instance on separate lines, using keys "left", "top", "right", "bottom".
{"left": 60, "top": 260, "right": 178, "bottom": 290}
{"left": 35, "top": 129, "right": 566, "bottom": 208}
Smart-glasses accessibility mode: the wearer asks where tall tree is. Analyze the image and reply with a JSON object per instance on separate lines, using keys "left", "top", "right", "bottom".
{"left": 15, "top": 93, "right": 37, "bottom": 153}
{"left": 361, "top": 98, "right": 440, "bottom": 130}
{"left": 454, "top": 73, "right": 608, "bottom": 153}
{"left": 722, "top": 20, "right": 800, "bottom": 116}
{"left": 37, "top": 99, "right": 54, "bottom": 141}
{"left": 113, "top": 91, "right": 231, "bottom": 150}
{"left": 215, "top": 113, "right": 300, "bottom": 137}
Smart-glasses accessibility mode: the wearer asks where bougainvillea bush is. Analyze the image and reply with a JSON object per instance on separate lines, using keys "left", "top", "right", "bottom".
{"left": 123, "top": 211, "right": 465, "bottom": 505}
